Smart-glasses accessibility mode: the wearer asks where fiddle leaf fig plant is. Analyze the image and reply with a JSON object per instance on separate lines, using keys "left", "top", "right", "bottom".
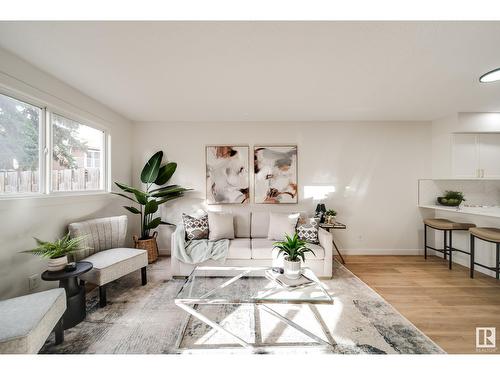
{"left": 113, "top": 151, "right": 191, "bottom": 240}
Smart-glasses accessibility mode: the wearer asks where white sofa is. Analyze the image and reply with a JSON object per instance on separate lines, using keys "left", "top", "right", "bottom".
{"left": 171, "top": 211, "right": 333, "bottom": 278}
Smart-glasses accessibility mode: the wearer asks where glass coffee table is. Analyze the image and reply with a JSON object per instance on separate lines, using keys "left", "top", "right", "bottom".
{"left": 174, "top": 266, "right": 334, "bottom": 349}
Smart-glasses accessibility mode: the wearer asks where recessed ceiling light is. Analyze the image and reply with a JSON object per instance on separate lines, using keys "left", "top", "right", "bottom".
{"left": 480, "top": 68, "right": 500, "bottom": 83}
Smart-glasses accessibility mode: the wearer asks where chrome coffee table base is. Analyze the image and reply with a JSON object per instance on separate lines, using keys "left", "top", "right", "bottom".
{"left": 174, "top": 266, "right": 334, "bottom": 350}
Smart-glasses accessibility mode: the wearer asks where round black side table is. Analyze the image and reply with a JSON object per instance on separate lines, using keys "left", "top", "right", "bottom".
{"left": 42, "top": 261, "right": 93, "bottom": 329}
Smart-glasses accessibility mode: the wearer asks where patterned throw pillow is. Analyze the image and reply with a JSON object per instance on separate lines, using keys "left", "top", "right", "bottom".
{"left": 182, "top": 213, "right": 209, "bottom": 240}
{"left": 296, "top": 219, "right": 319, "bottom": 244}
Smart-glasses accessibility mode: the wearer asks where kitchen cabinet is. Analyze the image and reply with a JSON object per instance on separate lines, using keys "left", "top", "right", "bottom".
{"left": 452, "top": 133, "right": 500, "bottom": 178}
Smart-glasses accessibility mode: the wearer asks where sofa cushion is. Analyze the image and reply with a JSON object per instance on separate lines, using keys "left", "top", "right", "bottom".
{"left": 233, "top": 211, "right": 251, "bottom": 238}
{"left": 227, "top": 239, "right": 251, "bottom": 259}
{"left": 0, "top": 288, "right": 66, "bottom": 354}
{"left": 208, "top": 212, "right": 235, "bottom": 240}
{"left": 80, "top": 248, "right": 148, "bottom": 286}
{"left": 297, "top": 219, "right": 319, "bottom": 244}
{"left": 267, "top": 212, "right": 300, "bottom": 240}
{"left": 251, "top": 212, "right": 269, "bottom": 238}
{"left": 182, "top": 213, "right": 209, "bottom": 240}
{"left": 251, "top": 239, "right": 325, "bottom": 260}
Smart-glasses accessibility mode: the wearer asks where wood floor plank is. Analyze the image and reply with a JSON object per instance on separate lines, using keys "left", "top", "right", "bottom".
{"left": 345, "top": 255, "right": 500, "bottom": 354}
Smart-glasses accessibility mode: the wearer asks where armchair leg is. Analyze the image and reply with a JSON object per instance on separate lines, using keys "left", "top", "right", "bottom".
{"left": 141, "top": 266, "right": 147, "bottom": 286}
{"left": 99, "top": 285, "right": 107, "bottom": 307}
{"left": 54, "top": 318, "right": 64, "bottom": 345}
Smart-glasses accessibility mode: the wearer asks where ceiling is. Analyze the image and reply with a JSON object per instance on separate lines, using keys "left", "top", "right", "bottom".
{"left": 1, "top": 21, "right": 500, "bottom": 122}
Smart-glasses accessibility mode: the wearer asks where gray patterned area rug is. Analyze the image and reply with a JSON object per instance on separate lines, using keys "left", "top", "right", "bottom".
{"left": 41, "top": 259, "right": 444, "bottom": 354}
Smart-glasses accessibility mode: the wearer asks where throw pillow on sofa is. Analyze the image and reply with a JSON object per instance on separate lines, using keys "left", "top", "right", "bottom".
{"left": 208, "top": 212, "right": 235, "bottom": 241}
{"left": 182, "top": 213, "right": 209, "bottom": 240}
{"left": 267, "top": 212, "right": 300, "bottom": 241}
{"left": 296, "top": 218, "right": 319, "bottom": 244}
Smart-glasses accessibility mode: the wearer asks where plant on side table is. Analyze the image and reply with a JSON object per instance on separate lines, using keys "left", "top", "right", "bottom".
{"left": 273, "top": 233, "right": 316, "bottom": 280}
{"left": 113, "top": 151, "right": 191, "bottom": 263}
{"left": 324, "top": 209, "right": 337, "bottom": 224}
{"left": 437, "top": 190, "right": 466, "bottom": 207}
{"left": 23, "top": 233, "right": 88, "bottom": 272}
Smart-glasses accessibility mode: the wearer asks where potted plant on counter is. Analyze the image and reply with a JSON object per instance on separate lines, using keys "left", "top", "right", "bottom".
{"left": 273, "top": 233, "right": 316, "bottom": 279}
{"left": 23, "top": 233, "right": 88, "bottom": 272}
{"left": 437, "top": 191, "right": 466, "bottom": 207}
{"left": 113, "top": 151, "right": 191, "bottom": 263}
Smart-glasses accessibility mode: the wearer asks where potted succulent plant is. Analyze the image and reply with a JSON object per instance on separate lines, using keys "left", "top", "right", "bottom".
{"left": 23, "top": 233, "right": 88, "bottom": 272}
{"left": 273, "top": 233, "right": 316, "bottom": 279}
{"left": 324, "top": 209, "right": 337, "bottom": 224}
{"left": 113, "top": 151, "right": 191, "bottom": 263}
{"left": 437, "top": 191, "right": 466, "bottom": 207}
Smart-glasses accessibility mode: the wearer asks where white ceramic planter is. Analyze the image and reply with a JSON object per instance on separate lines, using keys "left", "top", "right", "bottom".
{"left": 283, "top": 257, "right": 301, "bottom": 279}
{"left": 47, "top": 255, "right": 68, "bottom": 272}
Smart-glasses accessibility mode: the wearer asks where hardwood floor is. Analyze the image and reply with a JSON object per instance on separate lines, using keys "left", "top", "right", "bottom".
{"left": 344, "top": 255, "right": 500, "bottom": 354}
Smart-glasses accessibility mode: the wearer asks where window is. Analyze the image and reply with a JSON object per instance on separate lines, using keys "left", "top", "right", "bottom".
{"left": 51, "top": 113, "right": 105, "bottom": 192}
{"left": 0, "top": 91, "right": 108, "bottom": 197}
{"left": 0, "top": 93, "right": 42, "bottom": 195}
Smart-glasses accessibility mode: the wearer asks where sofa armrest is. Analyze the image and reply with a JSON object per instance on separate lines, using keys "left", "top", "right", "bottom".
{"left": 170, "top": 225, "right": 185, "bottom": 276}
{"left": 318, "top": 227, "right": 333, "bottom": 278}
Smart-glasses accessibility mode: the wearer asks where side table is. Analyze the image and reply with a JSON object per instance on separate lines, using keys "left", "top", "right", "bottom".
{"left": 319, "top": 222, "right": 347, "bottom": 264}
{"left": 42, "top": 261, "right": 93, "bottom": 330}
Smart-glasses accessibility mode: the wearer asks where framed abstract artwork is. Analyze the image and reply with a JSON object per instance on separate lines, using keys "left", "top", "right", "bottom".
{"left": 206, "top": 145, "right": 249, "bottom": 204}
{"left": 254, "top": 145, "right": 298, "bottom": 204}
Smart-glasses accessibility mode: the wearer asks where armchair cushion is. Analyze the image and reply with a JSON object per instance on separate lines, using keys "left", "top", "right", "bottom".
{"left": 69, "top": 215, "right": 127, "bottom": 260}
{"left": 79, "top": 248, "right": 147, "bottom": 286}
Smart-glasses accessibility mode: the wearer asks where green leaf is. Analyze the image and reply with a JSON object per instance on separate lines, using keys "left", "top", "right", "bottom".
{"left": 160, "top": 221, "right": 175, "bottom": 226}
{"left": 141, "top": 151, "right": 163, "bottom": 184}
{"left": 123, "top": 206, "right": 141, "bottom": 214}
{"left": 151, "top": 186, "right": 191, "bottom": 198}
{"left": 144, "top": 200, "right": 159, "bottom": 215}
{"left": 111, "top": 192, "right": 138, "bottom": 203}
{"left": 133, "top": 191, "right": 148, "bottom": 205}
{"left": 145, "top": 217, "right": 162, "bottom": 230}
{"left": 154, "top": 162, "right": 177, "bottom": 185}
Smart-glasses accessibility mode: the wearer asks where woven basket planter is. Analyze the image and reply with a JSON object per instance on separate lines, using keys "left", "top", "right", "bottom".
{"left": 133, "top": 231, "right": 159, "bottom": 263}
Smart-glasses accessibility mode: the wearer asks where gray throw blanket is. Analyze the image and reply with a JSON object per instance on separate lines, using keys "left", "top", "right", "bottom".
{"left": 172, "top": 225, "right": 229, "bottom": 264}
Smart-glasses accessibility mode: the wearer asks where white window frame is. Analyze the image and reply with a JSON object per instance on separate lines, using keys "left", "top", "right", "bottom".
{"left": 0, "top": 87, "right": 110, "bottom": 199}
{"left": 48, "top": 110, "right": 108, "bottom": 196}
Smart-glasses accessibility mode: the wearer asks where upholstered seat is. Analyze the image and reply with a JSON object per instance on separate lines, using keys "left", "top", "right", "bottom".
{"left": 79, "top": 248, "right": 148, "bottom": 286}
{"left": 469, "top": 227, "right": 500, "bottom": 242}
{"left": 227, "top": 239, "right": 251, "bottom": 259}
{"left": 0, "top": 288, "right": 66, "bottom": 353}
{"left": 423, "top": 218, "right": 476, "bottom": 230}
{"left": 69, "top": 215, "right": 148, "bottom": 307}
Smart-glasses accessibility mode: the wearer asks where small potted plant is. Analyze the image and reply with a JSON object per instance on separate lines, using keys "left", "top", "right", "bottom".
{"left": 23, "top": 233, "right": 88, "bottom": 272}
{"left": 273, "top": 233, "right": 316, "bottom": 279}
{"left": 437, "top": 191, "right": 466, "bottom": 207}
{"left": 324, "top": 209, "right": 337, "bottom": 224}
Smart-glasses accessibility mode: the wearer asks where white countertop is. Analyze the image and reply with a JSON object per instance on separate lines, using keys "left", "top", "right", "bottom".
{"left": 419, "top": 204, "right": 500, "bottom": 218}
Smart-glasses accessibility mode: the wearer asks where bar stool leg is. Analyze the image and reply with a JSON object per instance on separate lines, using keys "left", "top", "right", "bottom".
{"left": 443, "top": 230, "right": 447, "bottom": 260}
{"left": 449, "top": 230, "right": 453, "bottom": 270}
{"left": 496, "top": 243, "right": 500, "bottom": 280}
{"left": 424, "top": 224, "right": 427, "bottom": 260}
{"left": 470, "top": 235, "right": 475, "bottom": 279}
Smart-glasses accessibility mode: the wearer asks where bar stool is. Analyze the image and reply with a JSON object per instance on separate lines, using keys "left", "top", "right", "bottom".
{"left": 469, "top": 227, "right": 500, "bottom": 279}
{"left": 424, "top": 218, "right": 476, "bottom": 269}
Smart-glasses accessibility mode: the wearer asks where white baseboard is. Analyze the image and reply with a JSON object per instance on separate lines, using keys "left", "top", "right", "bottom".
{"left": 341, "top": 249, "right": 424, "bottom": 256}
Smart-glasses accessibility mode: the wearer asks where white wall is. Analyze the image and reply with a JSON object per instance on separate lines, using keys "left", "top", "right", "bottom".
{"left": 0, "top": 47, "right": 134, "bottom": 299}
{"left": 132, "top": 121, "right": 432, "bottom": 255}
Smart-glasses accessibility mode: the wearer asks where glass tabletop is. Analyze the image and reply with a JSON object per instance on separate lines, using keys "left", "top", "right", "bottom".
{"left": 175, "top": 266, "right": 333, "bottom": 305}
